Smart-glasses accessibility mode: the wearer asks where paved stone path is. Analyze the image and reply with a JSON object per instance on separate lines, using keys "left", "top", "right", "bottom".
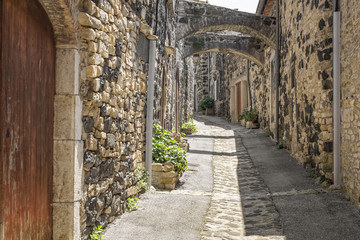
{"left": 105, "top": 115, "right": 360, "bottom": 240}
{"left": 199, "top": 121, "right": 285, "bottom": 240}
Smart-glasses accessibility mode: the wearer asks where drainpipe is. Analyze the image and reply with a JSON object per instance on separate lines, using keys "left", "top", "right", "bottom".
{"left": 145, "top": 37, "right": 157, "bottom": 187}
{"left": 333, "top": 0, "right": 341, "bottom": 186}
{"left": 247, "top": 59, "right": 253, "bottom": 110}
{"left": 275, "top": 0, "right": 280, "bottom": 144}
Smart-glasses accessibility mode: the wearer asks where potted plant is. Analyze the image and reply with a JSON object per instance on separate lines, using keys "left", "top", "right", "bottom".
{"left": 199, "top": 96, "right": 214, "bottom": 115}
{"left": 238, "top": 110, "right": 248, "bottom": 126}
{"left": 180, "top": 120, "right": 197, "bottom": 135}
{"left": 244, "top": 109, "right": 259, "bottom": 129}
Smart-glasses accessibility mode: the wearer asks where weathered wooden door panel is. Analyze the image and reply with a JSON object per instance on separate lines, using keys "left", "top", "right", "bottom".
{"left": 1, "top": 0, "right": 55, "bottom": 239}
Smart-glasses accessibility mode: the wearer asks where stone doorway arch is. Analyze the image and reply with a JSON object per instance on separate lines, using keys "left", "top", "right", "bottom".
{"left": 38, "top": 0, "right": 82, "bottom": 239}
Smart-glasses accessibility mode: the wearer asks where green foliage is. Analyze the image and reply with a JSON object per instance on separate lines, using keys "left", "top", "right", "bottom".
{"left": 192, "top": 40, "right": 205, "bottom": 50}
{"left": 265, "top": 131, "right": 270, "bottom": 137}
{"left": 238, "top": 109, "right": 258, "bottom": 122}
{"left": 90, "top": 225, "right": 104, "bottom": 240}
{"left": 181, "top": 120, "right": 197, "bottom": 133}
{"left": 152, "top": 124, "right": 188, "bottom": 173}
{"left": 199, "top": 96, "right": 214, "bottom": 110}
{"left": 307, "top": 169, "right": 317, "bottom": 178}
{"left": 126, "top": 197, "right": 139, "bottom": 212}
{"left": 221, "top": 115, "right": 230, "bottom": 122}
{"left": 135, "top": 168, "right": 149, "bottom": 192}
{"left": 193, "top": 5, "right": 201, "bottom": 13}
{"left": 277, "top": 144, "right": 284, "bottom": 149}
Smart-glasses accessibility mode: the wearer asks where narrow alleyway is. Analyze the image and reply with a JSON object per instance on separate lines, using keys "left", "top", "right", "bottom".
{"left": 104, "top": 115, "right": 360, "bottom": 240}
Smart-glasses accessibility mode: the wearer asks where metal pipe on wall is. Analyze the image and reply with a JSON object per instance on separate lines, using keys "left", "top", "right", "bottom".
{"left": 145, "top": 38, "right": 157, "bottom": 186}
{"left": 333, "top": 0, "right": 341, "bottom": 186}
{"left": 275, "top": 0, "right": 280, "bottom": 144}
{"left": 247, "top": 59, "right": 253, "bottom": 111}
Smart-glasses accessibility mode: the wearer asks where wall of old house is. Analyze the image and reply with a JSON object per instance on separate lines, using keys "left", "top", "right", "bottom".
{"left": 340, "top": 0, "right": 360, "bottom": 208}
{"left": 152, "top": 0, "right": 178, "bottom": 130}
{"left": 209, "top": 53, "right": 228, "bottom": 117}
{"left": 223, "top": 55, "right": 247, "bottom": 122}
{"left": 77, "top": 0, "right": 179, "bottom": 238}
{"left": 276, "top": 0, "right": 334, "bottom": 177}
{"left": 251, "top": 48, "right": 274, "bottom": 135}
{"left": 248, "top": 0, "right": 334, "bottom": 180}
{"left": 194, "top": 53, "right": 210, "bottom": 112}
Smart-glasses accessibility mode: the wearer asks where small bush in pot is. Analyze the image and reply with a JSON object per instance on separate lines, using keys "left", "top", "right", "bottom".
{"left": 199, "top": 96, "right": 214, "bottom": 110}
{"left": 152, "top": 124, "right": 188, "bottom": 173}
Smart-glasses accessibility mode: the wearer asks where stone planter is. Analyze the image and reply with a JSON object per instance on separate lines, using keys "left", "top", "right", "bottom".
{"left": 152, "top": 162, "right": 180, "bottom": 190}
{"left": 240, "top": 119, "right": 246, "bottom": 126}
{"left": 205, "top": 107, "right": 214, "bottom": 115}
{"left": 246, "top": 121, "right": 260, "bottom": 129}
{"left": 181, "top": 128, "right": 193, "bottom": 135}
{"left": 178, "top": 138, "right": 189, "bottom": 152}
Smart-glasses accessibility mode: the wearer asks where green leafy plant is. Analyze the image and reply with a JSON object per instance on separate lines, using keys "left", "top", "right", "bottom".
{"left": 193, "top": 5, "right": 201, "bottom": 13}
{"left": 126, "top": 197, "right": 139, "bottom": 212}
{"left": 192, "top": 40, "right": 205, "bottom": 50}
{"left": 238, "top": 109, "right": 258, "bottom": 122}
{"left": 199, "top": 96, "right": 214, "bottom": 110}
{"left": 238, "top": 110, "right": 248, "bottom": 121}
{"left": 135, "top": 168, "right": 149, "bottom": 192}
{"left": 152, "top": 124, "right": 188, "bottom": 173}
{"left": 278, "top": 144, "right": 284, "bottom": 149}
{"left": 90, "top": 225, "right": 104, "bottom": 240}
{"left": 181, "top": 121, "right": 197, "bottom": 133}
{"left": 308, "top": 169, "right": 317, "bottom": 178}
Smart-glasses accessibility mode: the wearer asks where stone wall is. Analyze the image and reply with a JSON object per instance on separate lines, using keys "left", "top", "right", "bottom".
{"left": 183, "top": 56, "right": 195, "bottom": 121}
{"left": 194, "top": 53, "right": 210, "bottom": 112}
{"left": 248, "top": 1, "right": 334, "bottom": 179}
{"left": 152, "top": 0, "right": 178, "bottom": 130}
{"left": 251, "top": 48, "right": 274, "bottom": 134}
{"left": 77, "top": 0, "right": 177, "bottom": 238}
{"left": 340, "top": 0, "right": 360, "bottom": 208}
{"left": 276, "top": 0, "right": 334, "bottom": 176}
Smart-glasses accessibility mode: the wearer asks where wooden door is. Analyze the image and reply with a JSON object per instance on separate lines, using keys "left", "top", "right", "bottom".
{"left": 1, "top": 0, "right": 55, "bottom": 239}
{"left": 236, "top": 82, "right": 242, "bottom": 116}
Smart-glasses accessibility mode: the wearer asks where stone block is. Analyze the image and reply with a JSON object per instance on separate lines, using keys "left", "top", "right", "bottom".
{"left": 86, "top": 65, "right": 102, "bottom": 78}
{"left": 126, "top": 186, "right": 138, "bottom": 197}
{"left": 163, "top": 162, "right": 174, "bottom": 171}
{"left": 163, "top": 171, "right": 178, "bottom": 178}
{"left": 53, "top": 140, "right": 83, "bottom": 202}
{"left": 152, "top": 163, "right": 164, "bottom": 171}
{"left": 164, "top": 183, "right": 176, "bottom": 190}
{"left": 78, "top": 12, "right": 104, "bottom": 30}
{"left": 53, "top": 202, "right": 81, "bottom": 240}
{"left": 160, "top": 177, "right": 178, "bottom": 184}
{"left": 54, "top": 94, "right": 82, "bottom": 141}
{"left": 56, "top": 48, "right": 79, "bottom": 95}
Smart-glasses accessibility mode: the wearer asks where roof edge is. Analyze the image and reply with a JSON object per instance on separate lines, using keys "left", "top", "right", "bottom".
{"left": 256, "top": 0, "right": 267, "bottom": 15}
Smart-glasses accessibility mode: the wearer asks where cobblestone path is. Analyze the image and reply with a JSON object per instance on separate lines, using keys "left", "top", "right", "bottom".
{"left": 200, "top": 124, "right": 285, "bottom": 240}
